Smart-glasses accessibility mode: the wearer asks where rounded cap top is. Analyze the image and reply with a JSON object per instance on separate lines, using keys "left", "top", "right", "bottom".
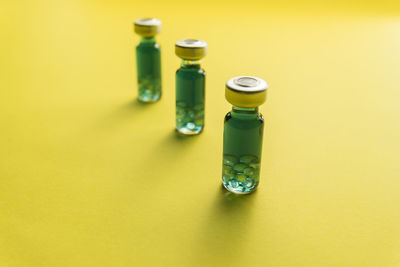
{"left": 134, "top": 18, "right": 161, "bottom": 37}
{"left": 225, "top": 76, "right": 268, "bottom": 107}
{"left": 175, "top": 39, "right": 207, "bottom": 60}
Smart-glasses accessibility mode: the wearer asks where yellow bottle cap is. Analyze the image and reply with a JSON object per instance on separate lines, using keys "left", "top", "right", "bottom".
{"left": 134, "top": 18, "right": 161, "bottom": 38}
{"left": 175, "top": 39, "right": 207, "bottom": 60}
{"left": 225, "top": 76, "right": 268, "bottom": 107}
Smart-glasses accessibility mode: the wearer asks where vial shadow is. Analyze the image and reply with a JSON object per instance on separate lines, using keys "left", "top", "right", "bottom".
{"left": 93, "top": 99, "right": 156, "bottom": 131}
{"left": 156, "top": 129, "right": 200, "bottom": 148}
{"left": 192, "top": 186, "right": 257, "bottom": 264}
{"left": 113, "top": 99, "right": 156, "bottom": 115}
{"left": 135, "top": 130, "right": 201, "bottom": 188}
{"left": 63, "top": 98, "right": 157, "bottom": 153}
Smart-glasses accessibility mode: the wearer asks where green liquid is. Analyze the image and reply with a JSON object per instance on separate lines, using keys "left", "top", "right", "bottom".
{"left": 222, "top": 107, "right": 264, "bottom": 194}
{"left": 175, "top": 61, "right": 205, "bottom": 135}
{"left": 136, "top": 37, "right": 161, "bottom": 102}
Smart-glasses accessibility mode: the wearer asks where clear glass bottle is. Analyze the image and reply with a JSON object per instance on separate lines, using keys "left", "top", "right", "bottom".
{"left": 133, "top": 18, "right": 162, "bottom": 103}
{"left": 222, "top": 76, "right": 269, "bottom": 194}
{"left": 175, "top": 39, "right": 207, "bottom": 135}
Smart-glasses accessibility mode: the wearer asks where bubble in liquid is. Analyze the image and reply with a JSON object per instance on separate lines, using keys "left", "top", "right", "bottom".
{"left": 244, "top": 167, "right": 255, "bottom": 176}
{"left": 240, "top": 155, "right": 257, "bottom": 164}
{"left": 233, "top": 163, "right": 247, "bottom": 173}
{"left": 223, "top": 155, "right": 238, "bottom": 167}
{"left": 235, "top": 174, "right": 247, "bottom": 182}
{"left": 186, "top": 122, "right": 195, "bottom": 130}
{"left": 223, "top": 171, "right": 235, "bottom": 183}
{"left": 223, "top": 164, "right": 233, "bottom": 171}
{"left": 249, "top": 162, "right": 260, "bottom": 169}
{"left": 223, "top": 169, "right": 234, "bottom": 177}
{"left": 229, "top": 179, "right": 239, "bottom": 188}
{"left": 243, "top": 178, "right": 254, "bottom": 188}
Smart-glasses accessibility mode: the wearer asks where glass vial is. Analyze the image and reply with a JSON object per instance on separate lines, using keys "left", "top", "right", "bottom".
{"left": 133, "top": 18, "right": 162, "bottom": 103}
{"left": 222, "top": 76, "right": 268, "bottom": 194}
{"left": 175, "top": 39, "right": 207, "bottom": 135}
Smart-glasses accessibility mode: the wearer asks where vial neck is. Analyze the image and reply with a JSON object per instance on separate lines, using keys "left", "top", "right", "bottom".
{"left": 181, "top": 59, "right": 201, "bottom": 68}
{"left": 231, "top": 106, "right": 259, "bottom": 119}
{"left": 141, "top": 37, "right": 156, "bottom": 43}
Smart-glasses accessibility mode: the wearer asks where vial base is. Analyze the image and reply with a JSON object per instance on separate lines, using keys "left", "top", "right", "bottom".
{"left": 176, "top": 101, "right": 204, "bottom": 135}
{"left": 223, "top": 181, "right": 258, "bottom": 194}
{"left": 138, "top": 77, "right": 161, "bottom": 103}
{"left": 222, "top": 154, "right": 260, "bottom": 194}
{"left": 138, "top": 89, "right": 161, "bottom": 103}
{"left": 176, "top": 124, "right": 203, "bottom": 135}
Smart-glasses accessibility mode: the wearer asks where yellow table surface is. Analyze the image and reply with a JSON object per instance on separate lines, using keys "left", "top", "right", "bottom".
{"left": 1, "top": 0, "right": 400, "bottom": 266}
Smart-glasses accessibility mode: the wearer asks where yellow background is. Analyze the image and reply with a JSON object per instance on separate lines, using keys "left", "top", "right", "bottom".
{"left": 1, "top": 0, "right": 400, "bottom": 266}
